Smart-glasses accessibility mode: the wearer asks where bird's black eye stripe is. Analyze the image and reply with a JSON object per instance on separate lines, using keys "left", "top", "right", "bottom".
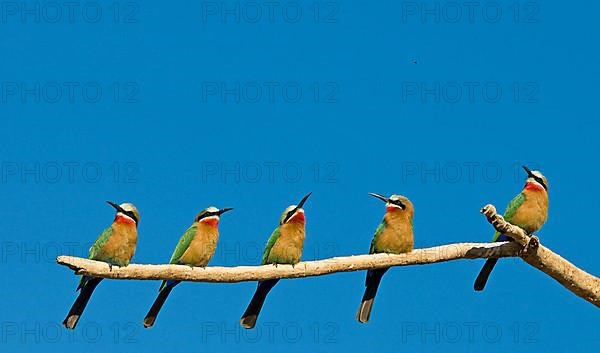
{"left": 392, "top": 200, "right": 404, "bottom": 207}
{"left": 125, "top": 211, "right": 138, "bottom": 223}
{"left": 197, "top": 211, "right": 220, "bottom": 221}
{"left": 534, "top": 176, "right": 547, "bottom": 190}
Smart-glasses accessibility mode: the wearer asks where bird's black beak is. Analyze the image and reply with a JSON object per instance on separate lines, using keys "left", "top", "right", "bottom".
{"left": 368, "top": 192, "right": 389, "bottom": 203}
{"left": 218, "top": 207, "right": 234, "bottom": 215}
{"left": 106, "top": 201, "right": 125, "bottom": 213}
{"left": 522, "top": 165, "right": 535, "bottom": 178}
{"left": 296, "top": 192, "right": 312, "bottom": 209}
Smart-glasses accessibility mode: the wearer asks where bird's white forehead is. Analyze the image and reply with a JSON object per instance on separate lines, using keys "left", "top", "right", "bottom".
{"left": 532, "top": 171, "right": 544, "bottom": 179}
{"left": 389, "top": 195, "right": 407, "bottom": 202}
{"left": 119, "top": 203, "right": 138, "bottom": 213}
{"left": 206, "top": 206, "right": 219, "bottom": 213}
{"left": 284, "top": 205, "right": 297, "bottom": 213}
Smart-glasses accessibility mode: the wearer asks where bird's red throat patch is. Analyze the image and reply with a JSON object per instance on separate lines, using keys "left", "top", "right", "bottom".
{"left": 386, "top": 206, "right": 402, "bottom": 213}
{"left": 200, "top": 217, "right": 219, "bottom": 228}
{"left": 288, "top": 211, "right": 305, "bottom": 223}
{"left": 115, "top": 214, "right": 135, "bottom": 225}
{"left": 525, "top": 181, "right": 545, "bottom": 192}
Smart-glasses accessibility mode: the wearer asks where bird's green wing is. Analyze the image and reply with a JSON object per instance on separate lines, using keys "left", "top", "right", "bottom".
{"left": 503, "top": 193, "right": 526, "bottom": 221}
{"left": 88, "top": 226, "right": 113, "bottom": 260}
{"left": 492, "top": 193, "right": 526, "bottom": 241}
{"left": 261, "top": 226, "right": 281, "bottom": 265}
{"left": 168, "top": 224, "right": 198, "bottom": 264}
{"left": 369, "top": 220, "right": 387, "bottom": 254}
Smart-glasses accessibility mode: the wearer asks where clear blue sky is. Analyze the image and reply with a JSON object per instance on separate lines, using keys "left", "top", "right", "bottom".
{"left": 1, "top": 1, "right": 599, "bottom": 352}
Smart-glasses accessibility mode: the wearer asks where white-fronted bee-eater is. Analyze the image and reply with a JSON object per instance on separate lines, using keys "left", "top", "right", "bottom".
{"left": 63, "top": 201, "right": 140, "bottom": 329}
{"left": 474, "top": 165, "right": 549, "bottom": 291}
{"left": 143, "top": 206, "right": 233, "bottom": 328}
{"left": 240, "top": 192, "right": 311, "bottom": 329}
{"left": 357, "top": 193, "right": 414, "bottom": 324}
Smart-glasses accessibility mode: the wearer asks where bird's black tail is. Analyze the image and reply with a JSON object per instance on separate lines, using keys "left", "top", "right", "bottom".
{"left": 63, "top": 277, "right": 103, "bottom": 330}
{"left": 240, "top": 279, "right": 279, "bottom": 329}
{"left": 356, "top": 268, "right": 389, "bottom": 323}
{"left": 474, "top": 258, "right": 499, "bottom": 291}
{"left": 143, "top": 281, "right": 179, "bottom": 328}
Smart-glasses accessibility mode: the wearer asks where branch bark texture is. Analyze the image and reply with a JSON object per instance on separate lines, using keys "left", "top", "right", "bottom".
{"left": 57, "top": 241, "right": 519, "bottom": 282}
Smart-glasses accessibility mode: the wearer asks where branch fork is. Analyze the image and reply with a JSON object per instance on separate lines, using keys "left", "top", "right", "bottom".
{"left": 480, "top": 204, "right": 599, "bottom": 307}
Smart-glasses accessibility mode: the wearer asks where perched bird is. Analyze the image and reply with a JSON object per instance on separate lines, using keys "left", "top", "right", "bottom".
{"left": 143, "top": 206, "right": 233, "bottom": 328}
{"left": 63, "top": 201, "right": 140, "bottom": 330}
{"left": 240, "top": 193, "right": 311, "bottom": 329}
{"left": 474, "top": 165, "right": 549, "bottom": 291}
{"left": 357, "top": 193, "right": 414, "bottom": 323}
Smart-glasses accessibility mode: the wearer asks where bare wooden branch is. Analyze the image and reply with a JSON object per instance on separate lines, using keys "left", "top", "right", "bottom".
{"left": 480, "top": 204, "right": 530, "bottom": 246}
{"left": 57, "top": 241, "right": 521, "bottom": 282}
{"left": 480, "top": 204, "right": 600, "bottom": 308}
{"left": 55, "top": 203, "right": 600, "bottom": 309}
